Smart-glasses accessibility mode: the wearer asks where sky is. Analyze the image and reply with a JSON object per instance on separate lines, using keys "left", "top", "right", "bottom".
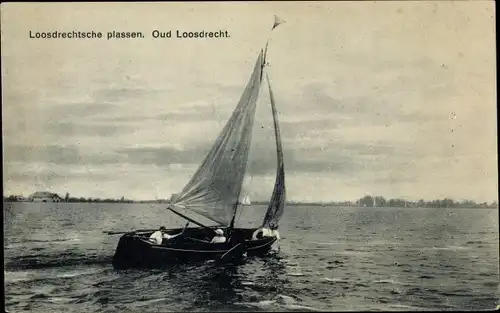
{"left": 1, "top": 2, "right": 497, "bottom": 203}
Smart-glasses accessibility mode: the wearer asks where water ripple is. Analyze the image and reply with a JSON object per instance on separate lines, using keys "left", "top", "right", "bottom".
{"left": 4, "top": 203, "right": 499, "bottom": 312}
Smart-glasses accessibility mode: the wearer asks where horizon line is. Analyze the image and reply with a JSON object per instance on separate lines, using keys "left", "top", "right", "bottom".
{"left": 3, "top": 193, "right": 498, "bottom": 205}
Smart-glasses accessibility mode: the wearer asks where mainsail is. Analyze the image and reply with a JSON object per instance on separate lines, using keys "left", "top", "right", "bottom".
{"left": 262, "top": 74, "right": 286, "bottom": 228}
{"left": 171, "top": 51, "right": 266, "bottom": 226}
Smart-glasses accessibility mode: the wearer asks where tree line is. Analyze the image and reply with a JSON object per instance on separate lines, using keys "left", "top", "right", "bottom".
{"left": 3, "top": 192, "right": 498, "bottom": 208}
{"left": 356, "top": 195, "right": 496, "bottom": 208}
{"left": 3, "top": 192, "right": 135, "bottom": 203}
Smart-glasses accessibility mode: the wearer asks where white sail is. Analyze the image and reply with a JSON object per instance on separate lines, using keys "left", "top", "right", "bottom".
{"left": 240, "top": 194, "right": 251, "bottom": 206}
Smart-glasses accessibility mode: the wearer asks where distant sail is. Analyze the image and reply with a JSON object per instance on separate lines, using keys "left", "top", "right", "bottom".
{"left": 239, "top": 194, "right": 251, "bottom": 206}
{"left": 262, "top": 74, "right": 286, "bottom": 228}
{"left": 171, "top": 51, "right": 265, "bottom": 226}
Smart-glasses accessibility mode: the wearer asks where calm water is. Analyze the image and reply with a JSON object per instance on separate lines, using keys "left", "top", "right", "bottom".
{"left": 4, "top": 202, "right": 499, "bottom": 312}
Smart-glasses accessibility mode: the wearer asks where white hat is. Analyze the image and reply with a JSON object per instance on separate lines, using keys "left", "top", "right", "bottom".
{"left": 215, "top": 229, "right": 224, "bottom": 236}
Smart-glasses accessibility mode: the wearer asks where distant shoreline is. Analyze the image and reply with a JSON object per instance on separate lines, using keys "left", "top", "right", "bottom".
{"left": 4, "top": 192, "right": 497, "bottom": 209}
{"left": 3, "top": 199, "right": 497, "bottom": 209}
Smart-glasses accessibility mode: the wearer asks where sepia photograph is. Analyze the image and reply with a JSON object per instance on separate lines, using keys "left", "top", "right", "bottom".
{"left": 2, "top": 1, "right": 498, "bottom": 312}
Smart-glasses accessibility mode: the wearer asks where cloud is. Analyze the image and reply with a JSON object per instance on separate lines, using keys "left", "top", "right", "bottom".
{"left": 116, "top": 145, "right": 205, "bottom": 166}
{"left": 154, "top": 102, "right": 226, "bottom": 122}
{"left": 105, "top": 131, "right": 417, "bottom": 179}
{"left": 46, "top": 122, "right": 133, "bottom": 138}
{"left": 3, "top": 145, "right": 123, "bottom": 166}
{"left": 46, "top": 102, "right": 119, "bottom": 119}
{"left": 6, "top": 166, "right": 112, "bottom": 185}
{"left": 92, "top": 87, "right": 156, "bottom": 103}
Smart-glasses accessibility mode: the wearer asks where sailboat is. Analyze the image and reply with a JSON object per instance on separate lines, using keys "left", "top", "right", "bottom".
{"left": 239, "top": 194, "right": 252, "bottom": 206}
{"left": 111, "top": 17, "right": 286, "bottom": 268}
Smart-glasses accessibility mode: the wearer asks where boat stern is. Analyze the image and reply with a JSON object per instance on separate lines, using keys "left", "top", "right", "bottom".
{"left": 112, "top": 234, "right": 154, "bottom": 269}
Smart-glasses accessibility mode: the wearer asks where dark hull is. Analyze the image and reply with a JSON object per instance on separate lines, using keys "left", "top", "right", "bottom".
{"left": 112, "top": 227, "right": 276, "bottom": 269}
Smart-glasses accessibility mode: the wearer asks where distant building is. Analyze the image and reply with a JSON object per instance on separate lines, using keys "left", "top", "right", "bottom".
{"left": 28, "top": 191, "right": 63, "bottom": 202}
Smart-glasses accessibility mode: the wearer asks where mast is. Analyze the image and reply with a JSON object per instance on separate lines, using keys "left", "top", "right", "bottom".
{"left": 228, "top": 48, "right": 267, "bottom": 233}
{"left": 228, "top": 15, "right": 285, "bottom": 233}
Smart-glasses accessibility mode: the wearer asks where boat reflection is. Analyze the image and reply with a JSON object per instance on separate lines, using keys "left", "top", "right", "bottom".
{"left": 167, "top": 253, "right": 289, "bottom": 311}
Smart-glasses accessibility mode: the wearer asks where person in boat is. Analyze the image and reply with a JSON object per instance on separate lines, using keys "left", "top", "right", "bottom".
{"left": 163, "top": 222, "right": 189, "bottom": 240}
{"left": 252, "top": 223, "right": 280, "bottom": 240}
{"left": 149, "top": 223, "right": 189, "bottom": 244}
{"left": 268, "top": 223, "right": 280, "bottom": 239}
{"left": 210, "top": 228, "right": 227, "bottom": 243}
{"left": 149, "top": 226, "right": 167, "bottom": 244}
